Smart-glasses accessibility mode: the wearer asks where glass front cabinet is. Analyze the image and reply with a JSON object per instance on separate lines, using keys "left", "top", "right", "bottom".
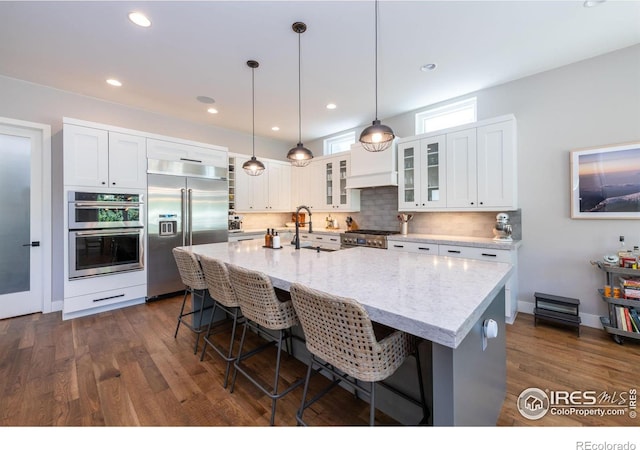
{"left": 320, "top": 153, "right": 360, "bottom": 211}
{"left": 398, "top": 135, "right": 446, "bottom": 210}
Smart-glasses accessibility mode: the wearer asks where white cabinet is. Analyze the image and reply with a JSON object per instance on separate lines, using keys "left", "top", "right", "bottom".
{"left": 298, "top": 232, "right": 341, "bottom": 250}
{"left": 398, "top": 135, "right": 446, "bottom": 210}
{"left": 64, "top": 124, "right": 147, "bottom": 189}
{"left": 317, "top": 153, "right": 360, "bottom": 212}
{"left": 438, "top": 244, "right": 518, "bottom": 324}
{"left": 290, "top": 163, "right": 322, "bottom": 211}
{"left": 234, "top": 157, "right": 292, "bottom": 212}
{"left": 147, "top": 138, "right": 227, "bottom": 167}
{"left": 446, "top": 118, "right": 516, "bottom": 209}
{"left": 397, "top": 115, "right": 517, "bottom": 212}
{"left": 387, "top": 239, "right": 438, "bottom": 255}
{"left": 477, "top": 120, "right": 517, "bottom": 209}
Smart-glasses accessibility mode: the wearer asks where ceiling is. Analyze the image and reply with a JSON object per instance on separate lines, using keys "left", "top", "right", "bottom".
{"left": 1, "top": 1, "right": 639, "bottom": 144}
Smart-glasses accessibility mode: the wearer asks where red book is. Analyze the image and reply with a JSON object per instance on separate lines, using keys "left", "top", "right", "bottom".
{"left": 624, "top": 308, "right": 635, "bottom": 332}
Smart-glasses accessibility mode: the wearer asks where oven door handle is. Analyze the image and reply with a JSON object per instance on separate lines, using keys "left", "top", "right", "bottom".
{"left": 181, "top": 188, "right": 187, "bottom": 246}
{"left": 72, "top": 202, "right": 143, "bottom": 208}
{"left": 73, "top": 229, "right": 142, "bottom": 237}
{"left": 187, "top": 188, "right": 193, "bottom": 245}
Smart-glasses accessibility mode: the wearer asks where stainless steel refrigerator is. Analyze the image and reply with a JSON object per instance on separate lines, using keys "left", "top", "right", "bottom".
{"left": 146, "top": 159, "right": 228, "bottom": 300}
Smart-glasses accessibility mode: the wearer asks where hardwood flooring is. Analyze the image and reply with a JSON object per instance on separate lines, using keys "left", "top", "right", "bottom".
{"left": 1, "top": 295, "right": 638, "bottom": 427}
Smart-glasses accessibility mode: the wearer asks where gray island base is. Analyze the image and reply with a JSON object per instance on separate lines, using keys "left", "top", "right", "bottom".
{"left": 184, "top": 240, "right": 512, "bottom": 426}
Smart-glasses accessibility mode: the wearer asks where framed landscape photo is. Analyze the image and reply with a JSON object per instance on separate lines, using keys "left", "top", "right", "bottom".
{"left": 570, "top": 142, "right": 640, "bottom": 219}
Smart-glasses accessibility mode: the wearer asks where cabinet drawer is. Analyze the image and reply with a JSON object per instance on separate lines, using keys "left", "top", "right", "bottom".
{"left": 147, "top": 139, "right": 226, "bottom": 166}
{"left": 438, "top": 245, "right": 511, "bottom": 263}
{"left": 387, "top": 241, "right": 438, "bottom": 255}
{"left": 312, "top": 234, "right": 340, "bottom": 246}
{"left": 64, "top": 284, "right": 146, "bottom": 314}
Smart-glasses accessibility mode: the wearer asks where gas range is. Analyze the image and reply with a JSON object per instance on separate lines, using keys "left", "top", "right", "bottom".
{"left": 340, "top": 229, "right": 400, "bottom": 249}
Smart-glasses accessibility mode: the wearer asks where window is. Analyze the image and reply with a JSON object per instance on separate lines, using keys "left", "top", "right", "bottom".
{"left": 323, "top": 131, "right": 355, "bottom": 155}
{"left": 415, "top": 97, "right": 477, "bottom": 135}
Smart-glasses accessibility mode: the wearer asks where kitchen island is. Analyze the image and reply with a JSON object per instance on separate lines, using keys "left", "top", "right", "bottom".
{"left": 183, "top": 240, "right": 513, "bottom": 426}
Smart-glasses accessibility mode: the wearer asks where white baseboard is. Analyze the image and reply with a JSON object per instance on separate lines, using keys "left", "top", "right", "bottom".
{"left": 51, "top": 299, "right": 63, "bottom": 313}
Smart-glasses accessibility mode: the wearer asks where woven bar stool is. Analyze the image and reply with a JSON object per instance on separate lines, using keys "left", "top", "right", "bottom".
{"left": 226, "top": 263, "right": 304, "bottom": 426}
{"left": 172, "top": 247, "right": 210, "bottom": 354}
{"left": 290, "top": 282, "right": 429, "bottom": 426}
{"left": 198, "top": 255, "right": 243, "bottom": 388}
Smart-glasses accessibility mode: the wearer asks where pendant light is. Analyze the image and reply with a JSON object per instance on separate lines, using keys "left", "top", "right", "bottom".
{"left": 359, "top": 0, "right": 395, "bottom": 152}
{"left": 286, "top": 21, "right": 313, "bottom": 167}
{"left": 242, "top": 60, "right": 265, "bottom": 176}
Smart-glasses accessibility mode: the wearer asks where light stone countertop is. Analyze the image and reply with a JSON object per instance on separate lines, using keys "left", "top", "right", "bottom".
{"left": 183, "top": 240, "right": 513, "bottom": 348}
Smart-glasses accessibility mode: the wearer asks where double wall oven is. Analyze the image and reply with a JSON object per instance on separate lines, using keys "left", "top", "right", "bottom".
{"left": 68, "top": 191, "right": 145, "bottom": 279}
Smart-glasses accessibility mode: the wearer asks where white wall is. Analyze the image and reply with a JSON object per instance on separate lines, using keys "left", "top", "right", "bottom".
{"left": 0, "top": 75, "right": 291, "bottom": 303}
{"left": 309, "top": 44, "right": 640, "bottom": 324}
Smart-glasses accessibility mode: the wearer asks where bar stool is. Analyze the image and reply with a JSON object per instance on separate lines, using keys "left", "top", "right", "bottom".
{"left": 171, "top": 247, "right": 210, "bottom": 354}
{"left": 198, "top": 255, "right": 243, "bottom": 388}
{"left": 226, "top": 263, "right": 304, "bottom": 426}
{"left": 289, "top": 282, "right": 429, "bottom": 426}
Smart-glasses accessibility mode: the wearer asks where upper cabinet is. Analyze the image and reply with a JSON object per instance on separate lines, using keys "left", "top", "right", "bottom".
{"left": 290, "top": 153, "right": 360, "bottom": 212}
{"left": 319, "top": 153, "right": 360, "bottom": 211}
{"left": 290, "top": 162, "right": 324, "bottom": 211}
{"left": 398, "top": 115, "right": 517, "bottom": 212}
{"left": 64, "top": 124, "right": 147, "bottom": 189}
{"left": 398, "top": 134, "right": 446, "bottom": 210}
{"left": 147, "top": 138, "right": 227, "bottom": 167}
{"left": 234, "top": 157, "right": 291, "bottom": 212}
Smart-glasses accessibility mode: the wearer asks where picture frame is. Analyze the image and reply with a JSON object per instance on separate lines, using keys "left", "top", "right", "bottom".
{"left": 570, "top": 142, "right": 640, "bottom": 219}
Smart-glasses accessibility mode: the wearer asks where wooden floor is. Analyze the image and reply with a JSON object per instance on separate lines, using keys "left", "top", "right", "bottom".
{"left": 1, "top": 295, "right": 638, "bottom": 427}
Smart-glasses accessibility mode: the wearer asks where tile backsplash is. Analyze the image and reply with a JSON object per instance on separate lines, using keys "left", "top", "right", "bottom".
{"left": 236, "top": 186, "right": 521, "bottom": 240}
{"left": 349, "top": 186, "right": 521, "bottom": 239}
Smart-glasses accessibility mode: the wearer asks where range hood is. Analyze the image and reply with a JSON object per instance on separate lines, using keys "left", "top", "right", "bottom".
{"left": 345, "top": 141, "right": 398, "bottom": 189}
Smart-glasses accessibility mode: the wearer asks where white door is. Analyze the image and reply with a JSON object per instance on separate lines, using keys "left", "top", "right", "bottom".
{"left": 0, "top": 120, "right": 49, "bottom": 319}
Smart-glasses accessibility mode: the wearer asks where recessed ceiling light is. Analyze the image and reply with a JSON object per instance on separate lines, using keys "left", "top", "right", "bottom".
{"left": 583, "top": 0, "right": 606, "bottom": 7}
{"left": 197, "top": 96, "right": 215, "bottom": 104}
{"left": 207, "top": 107, "right": 218, "bottom": 114}
{"left": 106, "top": 79, "right": 122, "bottom": 87}
{"left": 326, "top": 103, "right": 337, "bottom": 110}
{"left": 128, "top": 12, "right": 151, "bottom": 27}
{"left": 271, "top": 126, "right": 280, "bottom": 131}
{"left": 420, "top": 63, "right": 437, "bottom": 72}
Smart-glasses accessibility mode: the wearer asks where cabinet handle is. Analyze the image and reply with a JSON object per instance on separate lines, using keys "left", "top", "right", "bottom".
{"left": 470, "top": 202, "right": 475, "bottom": 205}
{"left": 447, "top": 250, "right": 461, "bottom": 254}
{"left": 101, "top": 181, "right": 106, "bottom": 185}
{"left": 316, "top": 237, "right": 323, "bottom": 240}
{"left": 393, "top": 244, "right": 404, "bottom": 248}
{"left": 112, "top": 182, "right": 116, "bottom": 185}
{"left": 479, "top": 201, "right": 484, "bottom": 205}
{"left": 418, "top": 247, "right": 430, "bottom": 251}
{"left": 180, "top": 157, "right": 202, "bottom": 163}
{"left": 93, "top": 293, "right": 125, "bottom": 303}
{"left": 481, "top": 253, "right": 497, "bottom": 258}
{"left": 329, "top": 238, "right": 337, "bottom": 242}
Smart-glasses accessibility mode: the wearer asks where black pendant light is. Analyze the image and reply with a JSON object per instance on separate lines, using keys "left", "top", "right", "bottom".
{"left": 286, "top": 21, "right": 313, "bottom": 167}
{"left": 242, "top": 60, "right": 265, "bottom": 176}
{"left": 359, "top": 0, "right": 394, "bottom": 152}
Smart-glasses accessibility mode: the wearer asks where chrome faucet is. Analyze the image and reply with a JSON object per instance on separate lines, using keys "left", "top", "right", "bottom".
{"left": 292, "top": 205, "right": 312, "bottom": 249}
